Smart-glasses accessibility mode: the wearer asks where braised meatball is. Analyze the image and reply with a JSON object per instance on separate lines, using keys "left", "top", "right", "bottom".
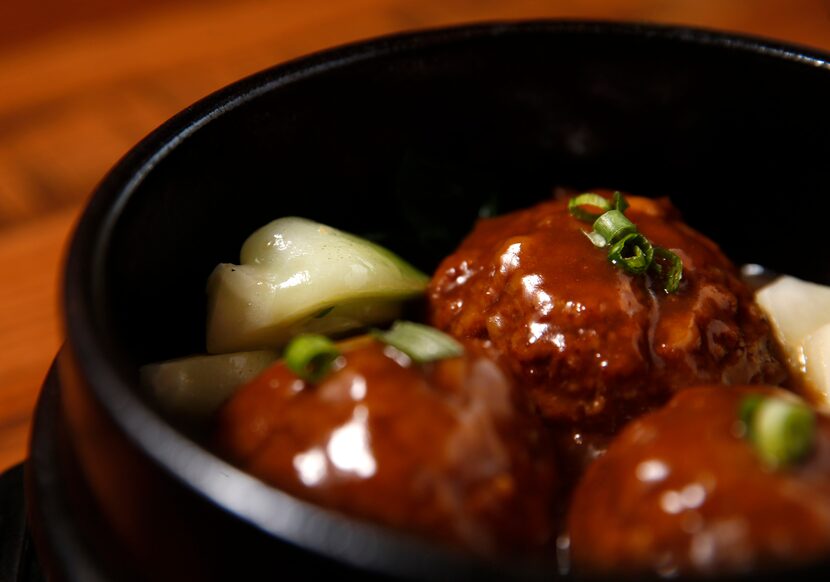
{"left": 568, "top": 386, "right": 830, "bottom": 577}
{"left": 213, "top": 338, "right": 557, "bottom": 556}
{"left": 428, "top": 193, "right": 785, "bottom": 436}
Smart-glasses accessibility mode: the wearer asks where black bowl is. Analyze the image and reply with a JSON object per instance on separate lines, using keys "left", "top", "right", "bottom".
{"left": 26, "top": 20, "right": 830, "bottom": 581}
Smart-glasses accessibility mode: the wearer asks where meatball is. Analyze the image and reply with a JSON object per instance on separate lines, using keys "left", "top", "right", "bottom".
{"left": 213, "top": 337, "right": 557, "bottom": 556}
{"left": 428, "top": 193, "right": 785, "bottom": 435}
{"left": 568, "top": 386, "right": 830, "bottom": 577}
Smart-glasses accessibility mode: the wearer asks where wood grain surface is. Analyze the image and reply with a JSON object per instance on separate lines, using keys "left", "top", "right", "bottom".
{"left": 1, "top": 0, "right": 829, "bottom": 471}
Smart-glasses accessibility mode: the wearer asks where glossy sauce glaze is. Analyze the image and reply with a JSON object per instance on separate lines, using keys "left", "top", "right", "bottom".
{"left": 206, "top": 192, "right": 815, "bottom": 571}
{"left": 568, "top": 385, "right": 830, "bottom": 577}
{"left": 428, "top": 194, "right": 786, "bottom": 439}
{"left": 212, "top": 338, "right": 557, "bottom": 556}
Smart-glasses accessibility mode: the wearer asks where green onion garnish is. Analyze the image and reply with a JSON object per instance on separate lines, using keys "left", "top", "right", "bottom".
{"left": 582, "top": 230, "right": 608, "bottom": 248}
{"left": 593, "top": 209, "right": 638, "bottom": 245}
{"left": 738, "top": 393, "right": 765, "bottom": 436}
{"left": 568, "top": 191, "right": 684, "bottom": 293}
{"left": 284, "top": 334, "right": 341, "bottom": 383}
{"left": 739, "top": 394, "right": 817, "bottom": 469}
{"left": 568, "top": 193, "right": 613, "bottom": 222}
{"left": 372, "top": 321, "right": 464, "bottom": 364}
{"left": 608, "top": 233, "right": 654, "bottom": 275}
{"left": 612, "top": 191, "right": 629, "bottom": 213}
{"left": 653, "top": 247, "right": 683, "bottom": 293}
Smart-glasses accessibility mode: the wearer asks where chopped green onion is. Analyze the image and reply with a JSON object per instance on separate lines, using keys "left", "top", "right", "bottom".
{"left": 608, "top": 233, "right": 654, "bottom": 275}
{"left": 612, "top": 191, "right": 629, "bottom": 213}
{"left": 582, "top": 230, "right": 608, "bottom": 248}
{"left": 653, "top": 247, "right": 683, "bottom": 293}
{"left": 372, "top": 321, "right": 464, "bottom": 364}
{"left": 738, "top": 393, "right": 765, "bottom": 438}
{"left": 739, "top": 394, "right": 816, "bottom": 469}
{"left": 567, "top": 191, "right": 683, "bottom": 294}
{"left": 284, "top": 334, "right": 341, "bottom": 383}
{"left": 568, "top": 193, "right": 613, "bottom": 222}
{"left": 593, "top": 210, "right": 637, "bottom": 245}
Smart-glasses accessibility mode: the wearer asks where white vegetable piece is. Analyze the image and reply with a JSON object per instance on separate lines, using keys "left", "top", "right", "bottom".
{"left": 206, "top": 217, "right": 427, "bottom": 353}
{"left": 804, "top": 325, "right": 830, "bottom": 405}
{"left": 756, "top": 275, "right": 830, "bottom": 408}
{"left": 141, "top": 350, "right": 277, "bottom": 422}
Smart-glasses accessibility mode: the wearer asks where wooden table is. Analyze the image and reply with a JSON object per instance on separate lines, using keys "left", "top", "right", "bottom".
{"left": 2, "top": 0, "right": 829, "bottom": 472}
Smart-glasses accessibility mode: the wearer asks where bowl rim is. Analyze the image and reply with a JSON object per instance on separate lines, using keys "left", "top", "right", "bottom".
{"left": 62, "top": 19, "right": 830, "bottom": 577}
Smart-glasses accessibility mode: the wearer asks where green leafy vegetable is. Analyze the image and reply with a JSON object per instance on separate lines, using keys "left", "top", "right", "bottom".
{"left": 140, "top": 350, "right": 278, "bottom": 422}
{"left": 372, "top": 321, "right": 464, "bottom": 364}
{"left": 206, "top": 217, "right": 428, "bottom": 353}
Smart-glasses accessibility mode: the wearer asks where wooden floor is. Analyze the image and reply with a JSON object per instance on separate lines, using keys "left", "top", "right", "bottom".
{"left": 1, "top": 0, "right": 830, "bottom": 471}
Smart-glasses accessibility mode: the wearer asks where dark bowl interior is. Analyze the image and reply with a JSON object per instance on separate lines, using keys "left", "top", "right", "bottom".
{"left": 100, "top": 22, "right": 830, "bottom": 369}
{"left": 59, "top": 20, "right": 830, "bottom": 580}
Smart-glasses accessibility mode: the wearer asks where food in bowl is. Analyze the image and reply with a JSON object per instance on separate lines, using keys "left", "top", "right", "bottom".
{"left": 757, "top": 275, "right": 830, "bottom": 408}
{"left": 205, "top": 217, "right": 428, "bottom": 354}
{"left": 568, "top": 385, "right": 830, "bottom": 577}
{"left": 213, "top": 334, "right": 557, "bottom": 555}
{"left": 427, "top": 192, "right": 786, "bottom": 453}
{"left": 141, "top": 189, "right": 830, "bottom": 575}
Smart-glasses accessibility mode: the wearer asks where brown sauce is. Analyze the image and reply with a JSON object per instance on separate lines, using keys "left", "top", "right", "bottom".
{"left": 213, "top": 339, "right": 557, "bottom": 556}
{"left": 208, "top": 191, "right": 824, "bottom": 573}
{"left": 569, "top": 386, "right": 830, "bottom": 577}
{"left": 427, "top": 193, "right": 786, "bottom": 456}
